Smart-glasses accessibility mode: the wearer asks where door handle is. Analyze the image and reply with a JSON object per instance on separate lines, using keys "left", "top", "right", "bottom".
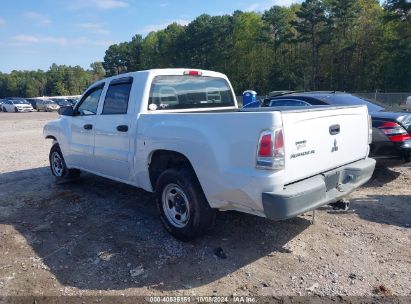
{"left": 329, "top": 124, "right": 340, "bottom": 135}
{"left": 116, "top": 125, "right": 128, "bottom": 132}
{"left": 83, "top": 124, "right": 93, "bottom": 130}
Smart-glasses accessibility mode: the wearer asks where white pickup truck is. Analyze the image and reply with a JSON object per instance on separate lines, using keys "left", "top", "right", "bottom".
{"left": 44, "top": 69, "right": 376, "bottom": 240}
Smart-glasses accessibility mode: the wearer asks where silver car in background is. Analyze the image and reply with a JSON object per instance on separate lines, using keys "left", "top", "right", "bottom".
{"left": 36, "top": 99, "right": 60, "bottom": 112}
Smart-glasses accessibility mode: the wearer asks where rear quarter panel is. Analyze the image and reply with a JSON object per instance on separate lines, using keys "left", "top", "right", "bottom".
{"left": 135, "top": 111, "right": 285, "bottom": 214}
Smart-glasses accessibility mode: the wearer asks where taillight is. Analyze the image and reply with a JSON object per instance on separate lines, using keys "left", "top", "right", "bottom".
{"left": 256, "top": 128, "right": 285, "bottom": 170}
{"left": 183, "top": 70, "right": 202, "bottom": 76}
{"left": 258, "top": 133, "right": 272, "bottom": 157}
{"left": 368, "top": 115, "right": 372, "bottom": 144}
{"left": 377, "top": 121, "right": 411, "bottom": 142}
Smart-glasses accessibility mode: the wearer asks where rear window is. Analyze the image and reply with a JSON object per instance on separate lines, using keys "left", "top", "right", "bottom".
{"left": 148, "top": 75, "right": 235, "bottom": 110}
{"left": 321, "top": 94, "right": 384, "bottom": 113}
{"left": 269, "top": 99, "right": 310, "bottom": 107}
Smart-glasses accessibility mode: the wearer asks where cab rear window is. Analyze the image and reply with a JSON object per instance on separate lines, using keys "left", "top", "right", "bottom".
{"left": 148, "top": 75, "right": 235, "bottom": 110}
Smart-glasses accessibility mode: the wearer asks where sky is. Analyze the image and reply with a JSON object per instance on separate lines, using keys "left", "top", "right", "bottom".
{"left": 0, "top": 0, "right": 300, "bottom": 73}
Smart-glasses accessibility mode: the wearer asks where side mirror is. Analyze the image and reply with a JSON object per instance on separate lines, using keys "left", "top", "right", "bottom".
{"left": 58, "top": 106, "right": 75, "bottom": 116}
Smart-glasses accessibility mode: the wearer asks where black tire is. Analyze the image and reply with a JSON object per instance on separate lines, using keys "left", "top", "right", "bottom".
{"left": 14, "top": 107, "right": 18, "bottom": 113}
{"left": 2, "top": 107, "right": 6, "bottom": 112}
{"left": 155, "top": 168, "right": 215, "bottom": 241}
{"left": 49, "top": 144, "right": 80, "bottom": 183}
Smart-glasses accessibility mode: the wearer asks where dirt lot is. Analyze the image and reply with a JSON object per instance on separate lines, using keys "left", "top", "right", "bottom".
{"left": 0, "top": 112, "right": 410, "bottom": 298}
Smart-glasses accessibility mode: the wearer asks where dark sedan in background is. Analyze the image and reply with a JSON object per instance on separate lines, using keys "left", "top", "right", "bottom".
{"left": 245, "top": 92, "right": 411, "bottom": 164}
{"left": 51, "top": 98, "right": 73, "bottom": 107}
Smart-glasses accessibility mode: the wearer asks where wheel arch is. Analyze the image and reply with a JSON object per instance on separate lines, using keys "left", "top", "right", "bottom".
{"left": 45, "top": 135, "right": 57, "bottom": 141}
{"left": 148, "top": 149, "right": 200, "bottom": 190}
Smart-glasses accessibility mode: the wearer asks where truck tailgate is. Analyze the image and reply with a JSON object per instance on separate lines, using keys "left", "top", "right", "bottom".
{"left": 281, "top": 105, "right": 369, "bottom": 184}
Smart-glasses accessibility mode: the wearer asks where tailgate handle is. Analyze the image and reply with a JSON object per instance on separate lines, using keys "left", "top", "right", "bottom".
{"left": 329, "top": 124, "right": 340, "bottom": 135}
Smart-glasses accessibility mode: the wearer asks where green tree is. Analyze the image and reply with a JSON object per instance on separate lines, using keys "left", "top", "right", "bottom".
{"left": 103, "top": 43, "right": 132, "bottom": 76}
{"left": 294, "top": 0, "right": 331, "bottom": 89}
{"left": 381, "top": 0, "right": 411, "bottom": 90}
{"left": 90, "top": 62, "right": 106, "bottom": 81}
{"left": 325, "top": 0, "right": 358, "bottom": 90}
{"left": 263, "top": 5, "right": 302, "bottom": 90}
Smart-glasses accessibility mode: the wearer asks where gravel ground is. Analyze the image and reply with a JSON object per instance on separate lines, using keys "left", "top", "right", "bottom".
{"left": 0, "top": 112, "right": 410, "bottom": 298}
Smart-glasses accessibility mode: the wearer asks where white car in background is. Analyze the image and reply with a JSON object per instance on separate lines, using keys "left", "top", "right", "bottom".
{"left": 406, "top": 96, "right": 411, "bottom": 106}
{"left": 1, "top": 99, "right": 34, "bottom": 112}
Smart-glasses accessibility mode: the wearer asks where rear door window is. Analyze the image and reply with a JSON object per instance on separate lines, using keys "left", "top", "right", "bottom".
{"left": 148, "top": 75, "right": 235, "bottom": 110}
{"left": 102, "top": 77, "right": 133, "bottom": 115}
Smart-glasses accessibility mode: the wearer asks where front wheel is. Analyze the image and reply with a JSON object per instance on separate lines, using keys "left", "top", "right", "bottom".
{"left": 155, "top": 168, "right": 215, "bottom": 241}
{"left": 14, "top": 107, "right": 18, "bottom": 113}
{"left": 49, "top": 144, "right": 80, "bottom": 183}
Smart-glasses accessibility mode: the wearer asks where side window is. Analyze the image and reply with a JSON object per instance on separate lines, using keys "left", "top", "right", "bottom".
{"left": 77, "top": 86, "right": 103, "bottom": 116}
{"left": 102, "top": 78, "right": 133, "bottom": 115}
{"left": 269, "top": 99, "right": 310, "bottom": 107}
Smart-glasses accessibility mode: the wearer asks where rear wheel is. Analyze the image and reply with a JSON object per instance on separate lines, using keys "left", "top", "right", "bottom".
{"left": 14, "top": 107, "right": 18, "bottom": 113}
{"left": 155, "top": 168, "right": 215, "bottom": 241}
{"left": 49, "top": 144, "right": 80, "bottom": 183}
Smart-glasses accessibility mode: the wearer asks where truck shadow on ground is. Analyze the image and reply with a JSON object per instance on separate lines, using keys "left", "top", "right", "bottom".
{"left": 0, "top": 167, "right": 309, "bottom": 291}
{"left": 322, "top": 191, "right": 411, "bottom": 228}
{"left": 348, "top": 194, "right": 411, "bottom": 228}
{"left": 363, "top": 165, "right": 401, "bottom": 188}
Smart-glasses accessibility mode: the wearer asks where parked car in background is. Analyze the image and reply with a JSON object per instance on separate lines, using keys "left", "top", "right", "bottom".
{"left": 26, "top": 98, "right": 39, "bottom": 109}
{"left": 36, "top": 99, "right": 60, "bottom": 112}
{"left": 51, "top": 98, "right": 73, "bottom": 108}
{"left": 2, "top": 99, "right": 34, "bottom": 112}
{"left": 250, "top": 92, "right": 411, "bottom": 163}
{"left": 0, "top": 99, "right": 5, "bottom": 111}
{"left": 407, "top": 96, "right": 411, "bottom": 106}
{"left": 67, "top": 98, "right": 79, "bottom": 106}
{"left": 44, "top": 69, "right": 375, "bottom": 240}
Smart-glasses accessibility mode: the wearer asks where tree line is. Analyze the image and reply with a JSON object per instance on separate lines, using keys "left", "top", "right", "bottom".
{"left": 0, "top": 0, "right": 410, "bottom": 98}
{"left": 0, "top": 63, "right": 105, "bottom": 98}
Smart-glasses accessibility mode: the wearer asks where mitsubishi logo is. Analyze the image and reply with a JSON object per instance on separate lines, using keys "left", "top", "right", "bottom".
{"left": 331, "top": 139, "right": 339, "bottom": 152}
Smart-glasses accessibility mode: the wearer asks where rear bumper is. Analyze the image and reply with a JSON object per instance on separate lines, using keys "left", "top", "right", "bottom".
{"left": 400, "top": 140, "right": 411, "bottom": 157}
{"left": 262, "top": 158, "right": 376, "bottom": 220}
{"left": 371, "top": 140, "right": 411, "bottom": 165}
